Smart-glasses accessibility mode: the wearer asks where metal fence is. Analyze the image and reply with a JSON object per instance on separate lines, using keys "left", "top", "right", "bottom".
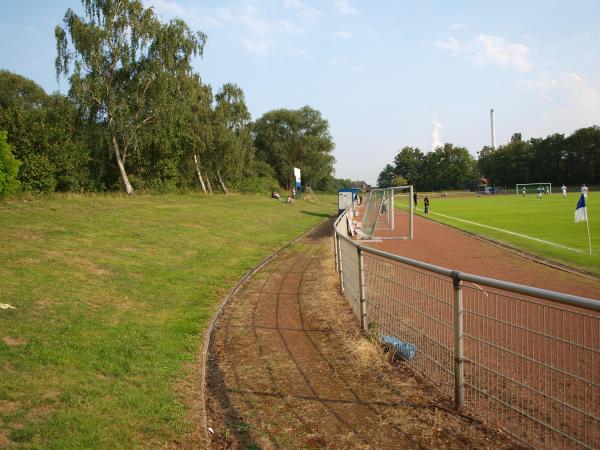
{"left": 333, "top": 209, "right": 600, "bottom": 449}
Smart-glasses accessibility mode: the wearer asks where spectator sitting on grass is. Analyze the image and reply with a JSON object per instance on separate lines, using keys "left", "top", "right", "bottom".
{"left": 286, "top": 193, "right": 294, "bottom": 204}
{"left": 272, "top": 190, "right": 281, "bottom": 200}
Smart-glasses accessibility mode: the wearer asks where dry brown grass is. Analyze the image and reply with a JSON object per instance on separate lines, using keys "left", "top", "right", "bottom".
{"left": 2, "top": 336, "right": 26, "bottom": 347}
{"left": 302, "top": 250, "right": 387, "bottom": 376}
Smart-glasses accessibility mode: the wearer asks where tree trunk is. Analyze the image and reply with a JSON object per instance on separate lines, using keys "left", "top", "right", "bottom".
{"left": 112, "top": 134, "right": 134, "bottom": 195}
{"left": 217, "top": 169, "right": 228, "bottom": 194}
{"left": 206, "top": 178, "right": 213, "bottom": 194}
{"left": 193, "top": 154, "right": 207, "bottom": 193}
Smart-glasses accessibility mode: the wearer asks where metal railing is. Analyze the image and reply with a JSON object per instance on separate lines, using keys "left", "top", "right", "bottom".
{"left": 334, "top": 209, "right": 600, "bottom": 449}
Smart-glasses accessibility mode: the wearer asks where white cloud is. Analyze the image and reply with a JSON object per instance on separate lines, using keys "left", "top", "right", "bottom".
{"left": 432, "top": 117, "right": 443, "bottom": 150}
{"left": 143, "top": 0, "right": 222, "bottom": 29}
{"left": 334, "top": 0, "right": 359, "bottom": 16}
{"left": 448, "top": 23, "right": 465, "bottom": 30}
{"left": 334, "top": 31, "right": 352, "bottom": 39}
{"left": 285, "top": 0, "right": 320, "bottom": 19}
{"left": 211, "top": 1, "right": 309, "bottom": 57}
{"left": 514, "top": 73, "right": 558, "bottom": 90}
{"left": 560, "top": 72, "right": 600, "bottom": 110}
{"left": 435, "top": 37, "right": 460, "bottom": 52}
{"left": 473, "top": 34, "right": 532, "bottom": 72}
{"left": 242, "top": 38, "right": 268, "bottom": 56}
{"left": 329, "top": 58, "right": 348, "bottom": 65}
{"left": 278, "top": 20, "right": 305, "bottom": 34}
{"left": 436, "top": 33, "right": 532, "bottom": 72}
{"left": 516, "top": 72, "right": 600, "bottom": 112}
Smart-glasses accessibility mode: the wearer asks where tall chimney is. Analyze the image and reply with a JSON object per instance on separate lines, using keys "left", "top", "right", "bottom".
{"left": 490, "top": 109, "right": 496, "bottom": 149}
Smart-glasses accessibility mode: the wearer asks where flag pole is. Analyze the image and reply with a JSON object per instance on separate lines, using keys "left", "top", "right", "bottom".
{"left": 585, "top": 200, "right": 592, "bottom": 255}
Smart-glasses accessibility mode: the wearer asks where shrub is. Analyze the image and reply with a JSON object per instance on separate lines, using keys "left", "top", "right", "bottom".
{"left": 232, "top": 176, "right": 281, "bottom": 193}
{"left": 18, "top": 153, "right": 57, "bottom": 193}
{"left": 0, "top": 130, "right": 20, "bottom": 197}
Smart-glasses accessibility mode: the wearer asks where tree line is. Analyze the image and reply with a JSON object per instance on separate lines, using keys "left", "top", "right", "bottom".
{"left": 378, "top": 126, "right": 600, "bottom": 191}
{"left": 0, "top": 0, "right": 336, "bottom": 197}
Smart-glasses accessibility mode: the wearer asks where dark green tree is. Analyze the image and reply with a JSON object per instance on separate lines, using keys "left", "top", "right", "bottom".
{"left": 0, "top": 72, "right": 90, "bottom": 192}
{"left": 393, "top": 147, "right": 424, "bottom": 185}
{"left": 0, "top": 70, "right": 47, "bottom": 110}
{"left": 254, "top": 106, "right": 335, "bottom": 189}
{"left": 419, "top": 143, "right": 477, "bottom": 190}
{"left": 377, "top": 164, "right": 395, "bottom": 187}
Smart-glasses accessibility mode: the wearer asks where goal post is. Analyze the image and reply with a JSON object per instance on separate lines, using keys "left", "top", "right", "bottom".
{"left": 516, "top": 182, "right": 552, "bottom": 195}
{"left": 361, "top": 185, "right": 413, "bottom": 240}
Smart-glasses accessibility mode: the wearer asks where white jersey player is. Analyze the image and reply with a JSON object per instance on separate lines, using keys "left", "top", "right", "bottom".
{"left": 582, "top": 184, "right": 589, "bottom": 197}
{"left": 561, "top": 184, "right": 567, "bottom": 198}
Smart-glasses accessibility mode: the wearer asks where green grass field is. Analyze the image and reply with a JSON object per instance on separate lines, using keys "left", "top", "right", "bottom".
{"left": 0, "top": 192, "right": 335, "bottom": 449}
{"left": 405, "top": 192, "right": 600, "bottom": 275}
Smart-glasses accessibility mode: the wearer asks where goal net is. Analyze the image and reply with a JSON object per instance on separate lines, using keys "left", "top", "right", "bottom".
{"left": 516, "top": 183, "right": 552, "bottom": 195}
{"left": 361, "top": 185, "right": 414, "bottom": 240}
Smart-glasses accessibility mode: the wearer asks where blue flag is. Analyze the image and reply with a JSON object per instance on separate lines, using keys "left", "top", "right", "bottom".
{"left": 575, "top": 193, "right": 587, "bottom": 223}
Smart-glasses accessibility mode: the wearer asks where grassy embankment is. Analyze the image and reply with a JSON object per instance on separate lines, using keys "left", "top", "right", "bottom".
{"left": 409, "top": 193, "right": 600, "bottom": 275}
{"left": 0, "top": 192, "right": 335, "bottom": 448}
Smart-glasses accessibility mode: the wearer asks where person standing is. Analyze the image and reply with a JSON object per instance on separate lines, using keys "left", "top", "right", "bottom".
{"left": 561, "top": 184, "right": 567, "bottom": 198}
{"left": 522, "top": 187, "right": 526, "bottom": 197}
{"left": 582, "top": 184, "right": 589, "bottom": 197}
{"left": 424, "top": 195, "right": 430, "bottom": 214}
{"left": 536, "top": 187, "right": 543, "bottom": 199}
{"left": 413, "top": 192, "right": 418, "bottom": 208}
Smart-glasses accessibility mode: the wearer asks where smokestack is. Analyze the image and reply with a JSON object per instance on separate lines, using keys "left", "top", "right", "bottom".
{"left": 490, "top": 109, "right": 496, "bottom": 149}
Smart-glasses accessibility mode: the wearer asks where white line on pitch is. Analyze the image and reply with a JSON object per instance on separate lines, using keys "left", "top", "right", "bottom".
{"left": 425, "top": 210, "right": 585, "bottom": 254}
{"left": 396, "top": 202, "right": 585, "bottom": 254}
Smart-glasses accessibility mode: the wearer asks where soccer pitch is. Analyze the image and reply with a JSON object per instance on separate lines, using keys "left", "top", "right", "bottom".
{"left": 407, "top": 193, "right": 600, "bottom": 275}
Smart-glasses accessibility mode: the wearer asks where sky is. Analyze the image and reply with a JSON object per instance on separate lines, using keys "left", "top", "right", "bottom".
{"left": 1, "top": 0, "right": 599, "bottom": 184}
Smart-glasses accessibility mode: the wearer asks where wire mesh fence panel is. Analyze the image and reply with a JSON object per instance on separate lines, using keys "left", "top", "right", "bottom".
{"left": 361, "top": 189, "right": 383, "bottom": 237}
{"left": 339, "top": 238, "right": 361, "bottom": 321}
{"left": 462, "top": 284, "right": 600, "bottom": 449}
{"left": 363, "top": 253, "right": 455, "bottom": 396}
{"left": 333, "top": 211, "right": 600, "bottom": 449}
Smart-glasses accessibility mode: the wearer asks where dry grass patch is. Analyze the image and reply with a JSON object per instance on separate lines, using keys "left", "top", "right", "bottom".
{"left": 2, "top": 336, "right": 26, "bottom": 347}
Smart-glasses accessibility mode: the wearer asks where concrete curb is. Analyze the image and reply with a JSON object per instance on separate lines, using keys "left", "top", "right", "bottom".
{"left": 198, "top": 217, "right": 331, "bottom": 444}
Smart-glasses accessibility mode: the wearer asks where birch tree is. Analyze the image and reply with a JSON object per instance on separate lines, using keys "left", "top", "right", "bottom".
{"left": 55, "top": 0, "right": 206, "bottom": 194}
{"left": 211, "top": 83, "right": 253, "bottom": 194}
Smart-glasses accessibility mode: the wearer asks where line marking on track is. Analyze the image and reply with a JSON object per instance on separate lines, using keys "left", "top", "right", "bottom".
{"left": 395, "top": 202, "right": 585, "bottom": 254}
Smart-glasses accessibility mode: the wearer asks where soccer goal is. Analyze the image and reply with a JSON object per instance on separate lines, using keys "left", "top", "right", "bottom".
{"left": 361, "top": 185, "right": 414, "bottom": 240}
{"left": 516, "top": 182, "right": 552, "bottom": 195}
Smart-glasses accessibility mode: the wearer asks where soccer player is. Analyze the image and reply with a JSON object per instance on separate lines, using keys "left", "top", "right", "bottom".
{"left": 582, "top": 184, "right": 589, "bottom": 197}
{"left": 545, "top": 187, "right": 549, "bottom": 195}
{"left": 561, "top": 184, "right": 567, "bottom": 198}
{"left": 536, "top": 187, "right": 542, "bottom": 199}
{"left": 522, "top": 187, "right": 526, "bottom": 197}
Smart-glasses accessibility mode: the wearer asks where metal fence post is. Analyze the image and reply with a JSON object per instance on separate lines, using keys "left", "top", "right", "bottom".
{"left": 391, "top": 188, "right": 395, "bottom": 231}
{"left": 337, "top": 234, "right": 344, "bottom": 294}
{"left": 333, "top": 230, "right": 339, "bottom": 272}
{"left": 452, "top": 271, "right": 464, "bottom": 409}
{"left": 358, "top": 247, "right": 367, "bottom": 331}
{"left": 409, "top": 185, "right": 414, "bottom": 239}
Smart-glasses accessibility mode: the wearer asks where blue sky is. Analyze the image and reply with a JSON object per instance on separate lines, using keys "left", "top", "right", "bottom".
{"left": 1, "top": 0, "right": 599, "bottom": 184}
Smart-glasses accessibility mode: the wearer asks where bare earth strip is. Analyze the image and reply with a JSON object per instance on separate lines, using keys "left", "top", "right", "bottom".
{"left": 205, "top": 220, "right": 515, "bottom": 449}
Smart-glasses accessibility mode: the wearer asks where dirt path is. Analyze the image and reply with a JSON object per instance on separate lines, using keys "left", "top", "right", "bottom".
{"left": 205, "top": 220, "right": 514, "bottom": 449}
